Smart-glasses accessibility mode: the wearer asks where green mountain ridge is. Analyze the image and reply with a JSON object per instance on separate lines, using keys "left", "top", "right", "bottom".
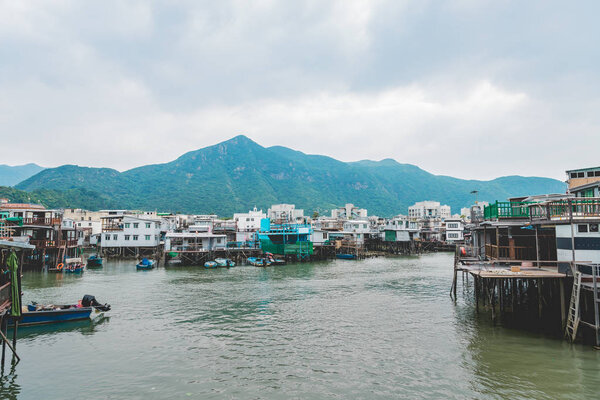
{"left": 13, "top": 135, "right": 566, "bottom": 216}
{"left": 0, "top": 163, "right": 44, "bottom": 186}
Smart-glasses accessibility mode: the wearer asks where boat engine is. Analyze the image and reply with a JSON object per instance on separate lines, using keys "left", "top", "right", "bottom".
{"left": 82, "top": 294, "right": 111, "bottom": 312}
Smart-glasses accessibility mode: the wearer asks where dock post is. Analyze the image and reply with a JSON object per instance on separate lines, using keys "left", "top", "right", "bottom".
{"left": 559, "top": 279, "right": 566, "bottom": 331}
{"left": 538, "top": 279, "right": 543, "bottom": 320}
{"left": 475, "top": 276, "right": 479, "bottom": 313}
{"left": 1, "top": 316, "right": 6, "bottom": 367}
{"left": 12, "top": 321, "right": 17, "bottom": 353}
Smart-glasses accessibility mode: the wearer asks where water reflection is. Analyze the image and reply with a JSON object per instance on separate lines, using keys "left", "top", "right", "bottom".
{"left": 14, "top": 316, "right": 111, "bottom": 341}
{"left": 0, "top": 362, "right": 21, "bottom": 400}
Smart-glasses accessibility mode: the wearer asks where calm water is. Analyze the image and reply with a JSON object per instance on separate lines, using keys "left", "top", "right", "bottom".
{"left": 2, "top": 253, "right": 599, "bottom": 399}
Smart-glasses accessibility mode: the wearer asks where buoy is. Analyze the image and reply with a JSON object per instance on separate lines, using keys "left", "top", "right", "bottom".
{"left": 460, "top": 247, "right": 466, "bottom": 256}
{"left": 56, "top": 263, "right": 64, "bottom": 270}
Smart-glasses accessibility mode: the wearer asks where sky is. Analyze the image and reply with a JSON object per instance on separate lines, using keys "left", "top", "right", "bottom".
{"left": 0, "top": 0, "right": 598, "bottom": 181}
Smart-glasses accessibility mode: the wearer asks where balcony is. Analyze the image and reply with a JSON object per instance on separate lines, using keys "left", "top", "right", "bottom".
{"left": 529, "top": 198, "right": 600, "bottom": 221}
{"left": 484, "top": 201, "right": 533, "bottom": 220}
{"left": 29, "top": 239, "right": 57, "bottom": 248}
{"left": 21, "top": 217, "right": 61, "bottom": 226}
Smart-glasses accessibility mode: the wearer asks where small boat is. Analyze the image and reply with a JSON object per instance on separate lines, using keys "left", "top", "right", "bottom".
{"left": 136, "top": 258, "right": 155, "bottom": 270}
{"left": 64, "top": 257, "right": 85, "bottom": 273}
{"left": 336, "top": 254, "right": 357, "bottom": 260}
{"left": 10, "top": 295, "right": 111, "bottom": 327}
{"left": 87, "top": 254, "right": 103, "bottom": 267}
{"left": 265, "top": 253, "right": 286, "bottom": 265}
{"left": 215, "top": 258, "right": 235, "bottom": 267}
{"left": 204, "top": 261, "right": 218, "bottom": 269}
{"left": 247, "top": 257, "right": 271, "bottom": 267}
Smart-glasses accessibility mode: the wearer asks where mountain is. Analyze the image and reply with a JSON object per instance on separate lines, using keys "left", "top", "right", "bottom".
{"left": 0, "top": 163, "right": 44, "bottom": 186}
{"left": 14, "top": 135, "right": 566, "bottom": 216}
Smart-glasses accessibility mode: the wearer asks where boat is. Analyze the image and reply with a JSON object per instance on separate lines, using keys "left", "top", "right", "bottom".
{"left": 87, "top": 254, "right": 103, "bottom": 267}
{"left": 247, "top": 257, "right": 271, "bottom": 267}
{"left": 336, "top": 253, "right": 357, "bottom": 260}
{"left": 215, "top": 258, "right": 235, "bottom": 267}
{"left": 204, "top": 261, "right": 218, "bottom": 269}
{"left": 10, "top": 295, "right": 111, "bottom": 327}
{"left": 64, "top": 257, "right": 85, "bottom": 273}
{"left": 136, "top": 258, "right": 155, "bottom": 270}
{"left": 265, "top": 252, "right": 286, "bottom": 265}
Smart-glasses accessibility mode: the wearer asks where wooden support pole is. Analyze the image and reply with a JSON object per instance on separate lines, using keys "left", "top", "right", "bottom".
{"left": 1, "top": 316, "right": 5, "bottom": 367}
{"left": 475, "top": 276, "right": 479, "bottom": 313}
{"left": 538, "top": 278, "right": 543, "bottom": 320}
{"left": 0, "top": 328, "right": 19, "bottom": 363}
{"left": 559, "top": 279, "right": 566, "bottom": 331}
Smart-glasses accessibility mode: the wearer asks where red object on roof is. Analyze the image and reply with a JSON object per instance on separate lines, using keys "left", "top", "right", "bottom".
{"left": 0, "top": 203, "right": 46, "bottom": 210}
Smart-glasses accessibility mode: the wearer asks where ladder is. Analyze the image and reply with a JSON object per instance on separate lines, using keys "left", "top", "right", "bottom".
{"left": 565, "top": 271, "right": 582, "bottom": 342}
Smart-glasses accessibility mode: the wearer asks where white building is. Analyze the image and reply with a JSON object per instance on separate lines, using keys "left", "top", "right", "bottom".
{"left": 164, "top": 232, "right": 227, "bottom": 252}
{"left": 100, "top": 215, "right": 162, "bottom": 249}
{"left": 408, "top": 201, "right": 451, "bottom": 220}
{"left": 331, "top": 203, "right": 367, "bottom": 220}
{"left": 234, "top": 207, "right": 266, "bottom": 232}
{"left": 267, "top": 204, "right": 305, "bottom": 224}
{"left": 444, "top": 218, "right": 464, "bottom": 242}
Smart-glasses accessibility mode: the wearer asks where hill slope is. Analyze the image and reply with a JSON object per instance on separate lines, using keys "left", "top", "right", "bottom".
{"left": 15, "top": 135, "right": 566, "bottom": 216}
{"left": 0, "top": 163, "right": 44, "bottom": 186}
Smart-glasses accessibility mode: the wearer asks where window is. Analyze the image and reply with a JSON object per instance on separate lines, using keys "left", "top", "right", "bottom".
{"left": 113, "top": 234, "right": 118, "bottom": 240}
{"left": 571, "top": 173, "right": 578, "bottom": 178}
{"left": 145, "top": 235, "right": 150, "bottom": 240}
{"left": 588, "top": 171, "right": 595, "bottom": 177}
{"left": 146, "top": 223, "right": 151, "bottom": 228}
{"left": 578, "top": 224, "right": 588, "bottom": 233}
{"left": 133, "top": 223, "right": 139, "bottom": 229}
{"left": 133, "top": 235, "right": 139, "bottom": 240}
{"left": 125, "top": 235, "right": 130, "bottom": 240}
{"left": 124, "top": 223, "right": 130, "bottom": 228}
{"left": 596, "top": 171, "right": 600, "bottom": 177}
{"left": 155, "top": 235, "right": 158, "bottom": 241}
{"left": 590, "top": 224, "right": 599, "bottom": 233}
{"left": 578, "top": 172, "right": 585, "bottom": 178}
{"left": 105, "top": 235, "right": 110, "bottom": 241}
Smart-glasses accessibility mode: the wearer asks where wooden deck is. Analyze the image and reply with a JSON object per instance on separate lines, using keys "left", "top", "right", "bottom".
{"left": 457, "top": 262, "right": 566, "bottom": 279}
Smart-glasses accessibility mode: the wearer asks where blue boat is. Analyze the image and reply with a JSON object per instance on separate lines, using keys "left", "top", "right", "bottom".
{"left": 336, "top": 253, "right": 357, "bottom": 260}
{"left": 11, "top": 295, "right": 110, "bottom": 327}
{"left": 204, "top": 261, "right": 218, "bottom": 268}
{"left": 87, "top": 254, "right": 103, "bottom": 267}
{"left": 215, "top": 258, "right": 235, "bottom": 267}
{"left": 247, "top": 257, "right": 271, "bottom": 267}
{"left": 136, "top": 258, "right": 155, "bottom": 270}
{"left": 64, "top": 257, "right": 85, "bottom": 273}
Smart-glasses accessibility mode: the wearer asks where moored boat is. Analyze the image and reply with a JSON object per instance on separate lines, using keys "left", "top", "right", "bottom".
{"left": 136, "top": 258, "right": 155, "bottom": 270}
{"left": 87, "top": 254, "right": 103, "bottom": 267}
{"left": 215, "top": 258, "right": 235, "bottom": 267}
{"left": 336, "top": 253, "right": 357, "bottom": 260}
{"left": 265, "top": 253, "right": 286, "bottom": 265}
{"left": 64, "top": 257, "right": 85, "bottom": 273}
{"left": 204, "top": 261, "right": 218, "bottom": 268}
{"left": 247, "top": 257, "right": 271, "bottom": 267}
{"left": 11, "top": 295, "right": 111, "bottom": 327}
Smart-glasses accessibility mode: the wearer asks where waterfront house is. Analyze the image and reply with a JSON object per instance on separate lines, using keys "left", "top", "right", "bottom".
{"left": 164, "top": 232, "right": 227, "bottom": 253}
{"left": 99, "top": 215, "right": 162, "bottom": 257}
{"left": 444, "top": 218, "right": 464, "bottom": 242}
{"left": 331, "top": 203, "right": 367, "bottom": 220}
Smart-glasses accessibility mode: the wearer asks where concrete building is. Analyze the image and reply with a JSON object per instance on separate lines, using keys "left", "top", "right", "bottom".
{"left": 234, "top": 207, "right": 266, "bottom": 232}
{"left": 331, "top": 203, "right": 367, "bottom": 220}
{"left": 408, "top": 201, "right": 451, "bottom": 220}
{"left": 267, "top": 204, "right": 305, "bottom": 224}
{"left": 444, "top": 218, "right": 464, "bottom": 242}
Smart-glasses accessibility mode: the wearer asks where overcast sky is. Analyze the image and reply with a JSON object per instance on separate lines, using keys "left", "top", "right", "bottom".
{"left": 0, "top": 1, "right": 597, "bottom": 180}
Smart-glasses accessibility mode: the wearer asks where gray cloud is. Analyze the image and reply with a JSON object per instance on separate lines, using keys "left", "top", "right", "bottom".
{"left": 0, "top": 0, "right": 598, "bottom": 181}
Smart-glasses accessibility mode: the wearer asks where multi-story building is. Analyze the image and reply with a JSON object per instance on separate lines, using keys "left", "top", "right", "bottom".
{"left": 99, "top": 215, "right": 162, "bottom": 257}
{"left": 408, "top": 201, "right": 451, "bottom": 220}
{"left": 267, "top": 204, "right": 305, "bottom": 224}
{"left": 444, "top": 218, "right": 464, "bottom": 242}
{"left": 331, "top": 204, "right": 367, "bottom": 220}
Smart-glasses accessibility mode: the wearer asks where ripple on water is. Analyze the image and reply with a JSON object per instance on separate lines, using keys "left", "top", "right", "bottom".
{"left": 8, "top": 254, "right": 600, "bottom": 399}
